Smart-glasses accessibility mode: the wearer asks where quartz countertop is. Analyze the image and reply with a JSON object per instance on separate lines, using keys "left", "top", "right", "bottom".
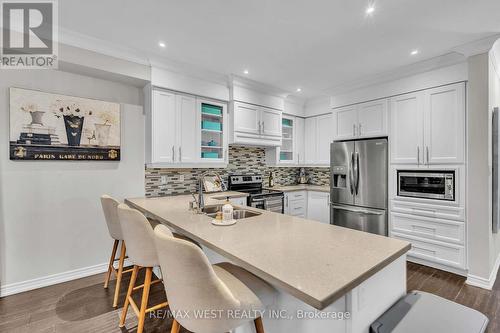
{"left": 125, "top": 194, "right": 410, "bottom": 310}
{"left": 206, "top": 191, "right": 249, "bottom": 199}
{"left": 266, "top": 184, "right": 330, "bottom": 193}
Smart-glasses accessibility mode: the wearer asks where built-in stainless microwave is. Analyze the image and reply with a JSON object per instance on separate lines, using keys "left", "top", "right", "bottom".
{"left": 397, "top": 170, "right": 455, "bottom": 201}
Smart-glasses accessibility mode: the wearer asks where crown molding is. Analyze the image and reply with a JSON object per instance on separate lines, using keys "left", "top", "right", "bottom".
{"left": 59, "top": 27, "right": 150, "bottom": 65}
{"left": 230, "top": 75, "right": 292, "bottom": 99}
{"left": 324, "top": 52, "right": 466, "bottom": 97}
{"left": 451, "top": 34, "right": 500, "bottom": 58}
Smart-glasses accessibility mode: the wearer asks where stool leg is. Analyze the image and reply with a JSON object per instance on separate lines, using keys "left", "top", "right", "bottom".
{"left": 104, "top": 239, "right": 119, "bottom": 289}
{"left": 137, "top": 267, "right": 153, "bottom": 333}
{"left": 113, "top": 241, "right": 127, "bottom": 308}
{"left": 254, "top": 317, "right": 265, "bottom": 333}
{"left": 119, "top": 265, "right": 139, "bottom": 328}
{"left": 170, "top": 319, "right": 181, "bottom": 333}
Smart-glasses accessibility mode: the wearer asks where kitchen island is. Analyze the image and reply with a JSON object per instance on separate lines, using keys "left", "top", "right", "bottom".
{"left": 126, "top": 194, "right": 410, "bottom": 333}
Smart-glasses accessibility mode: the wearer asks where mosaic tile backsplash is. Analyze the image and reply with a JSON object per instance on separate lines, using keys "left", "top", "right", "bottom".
{"left": 145, "top": 146, "right": 330, "bottom": 197}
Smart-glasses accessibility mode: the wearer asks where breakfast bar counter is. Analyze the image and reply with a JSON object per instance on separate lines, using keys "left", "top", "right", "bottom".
{"left": 126, "top": 194, "right": 410, "bottom": 333}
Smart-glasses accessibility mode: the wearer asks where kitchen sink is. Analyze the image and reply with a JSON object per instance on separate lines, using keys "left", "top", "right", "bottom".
{"left": 201, "top": 204, "right": 261, "bottom": 220}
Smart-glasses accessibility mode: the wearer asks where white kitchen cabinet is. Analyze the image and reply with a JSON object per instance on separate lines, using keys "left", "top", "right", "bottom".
{"left": 303, "top": 114, "right": 333, "bottom": 166}
{"left": 199, "top": 98, "right": 228, "bottom": 164}
{"left": 304, "top": 117, "right": 317, "bottom": 164}
{"left": 307, "top": 191, "right": 330, "bottom": 223}
{"left": 233, "top": 102, "right": 260, "bottom": 135}
{"left": 335, "top": 105, "right": 358, "bottom": 140}
{"left": 229, "top": 197, "right": 247, "bottom": 207}
{"left": 266, "top": 114, "right": 307, "bottom": 166}
{"left": 358, "top": 99, "right": 388, "bottom": 137}
{"left": 284, "top": 191, "right": 307, "bottom": 217}
{"left": 390, "top": 92, "right": 424, "bottom": 165}
{"left": 390, "top": 82, "right": 465, "bottom": 165}
{"left": 295, "top": 117, "right": 305, "bottom": 164}
{"left": 317, "top": 114, "right": 333, "bottom": 165}
{"left": 333, "top": 99, "right": 388, "bottom": 141}
{"left": 231, "top": 101, "right": 282, "bottom": 146}
{"left": 423, "top": 83, "right": 465, "bottom": 164}
{"left": 151, "top": 90, "right": 177, "bottom": 163}
{"left": 261, "top": 108, "right": 282, "bottom": 137}
{"left": 177, "top": 94, "right": 198, "bottom": 163}
{"left": 148, "top": 88, "right": 228, "bottom": 167}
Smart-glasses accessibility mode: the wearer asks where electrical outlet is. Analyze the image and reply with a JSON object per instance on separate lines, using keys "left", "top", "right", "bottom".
{"left": 161, "top": 176, "right": 167, "bottom": 185}
{"left": 179, "top": 175, "right": 185, "bottom": 182}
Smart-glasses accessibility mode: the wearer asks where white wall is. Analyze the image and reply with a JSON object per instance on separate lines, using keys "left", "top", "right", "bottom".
{"left": 0, "top": 69, "right": 145, "bottom": 295}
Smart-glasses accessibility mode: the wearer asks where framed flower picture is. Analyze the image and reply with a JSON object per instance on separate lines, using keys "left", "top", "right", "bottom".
{"left": 9, "top": 87, "right": 121, "bottom": 161}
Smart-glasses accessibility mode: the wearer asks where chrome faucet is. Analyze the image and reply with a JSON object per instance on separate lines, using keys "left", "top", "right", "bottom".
{"left": 190, "top": 171, "right": 225, "bottom": 213}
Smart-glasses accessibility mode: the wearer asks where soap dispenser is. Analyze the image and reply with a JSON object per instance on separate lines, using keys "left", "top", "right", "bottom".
{"left": 222, "top": 197, "right": 234, "bottom": 222}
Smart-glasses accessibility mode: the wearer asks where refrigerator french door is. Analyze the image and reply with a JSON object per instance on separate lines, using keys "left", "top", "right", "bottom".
{"left": 330, "top": 138, "right": 388, "bottom": 236}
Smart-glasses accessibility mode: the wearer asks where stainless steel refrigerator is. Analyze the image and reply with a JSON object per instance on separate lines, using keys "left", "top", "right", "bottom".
{"left": 330, "top": 138, "right": 388, "bottom": 236}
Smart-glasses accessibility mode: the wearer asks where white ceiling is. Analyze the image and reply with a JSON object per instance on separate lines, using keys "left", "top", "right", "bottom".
{"left": 59, "top": 0, "right": 500, "bottom": 98}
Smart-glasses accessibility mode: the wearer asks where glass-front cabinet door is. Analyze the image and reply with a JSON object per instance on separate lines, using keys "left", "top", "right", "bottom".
{"left": 279, "top": 116, "right": 294, "bottom": 163}
{"left": 198, "top": 98, "right": 228, "bottom": 163}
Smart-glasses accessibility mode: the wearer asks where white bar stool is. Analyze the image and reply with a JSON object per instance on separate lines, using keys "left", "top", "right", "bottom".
{"left": 117, "top": 204, "right": 168, "bottom": 333}
{"left": 100, "top": 195, "right": 135, "bottom": 308}
{"left": 153, "top": 224, "right": 276, "bottom": 333}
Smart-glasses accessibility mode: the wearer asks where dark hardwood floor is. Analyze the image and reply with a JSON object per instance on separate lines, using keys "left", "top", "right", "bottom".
{"left": 1, "top": 262, "right": 499, "bottom": 332}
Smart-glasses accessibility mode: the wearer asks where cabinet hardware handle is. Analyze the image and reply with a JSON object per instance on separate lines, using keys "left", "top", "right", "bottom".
{"left": 262, "top": 121, "right": 265, "bottom": 133}
{"left": 417, "top": 146, "right": 420, "bottom": 166}
{"left": 179, "top": 146, "right": 182, "bottom": 162}
{"left": 327, "top": 194, "right": 330, "bottom": 206}
{"left": 426, "top": 146, "right": 429, "bottom": 165}
{"left": 297, "top": 153, "right": 300, "bottom": 164}
{"left": 258, "top": 121, "right": 261, "bottom": 133}
{"left": 358, "top": 123, "right": 362, "bottom": 136}
{"left": 286, "top": 196, "right": 289, "bottom": 207}
{"left": 172, "top": 146, "right": 175, "bottom": 162}
{"left": 353, "top": 124, "right": 356, "bottom": 137}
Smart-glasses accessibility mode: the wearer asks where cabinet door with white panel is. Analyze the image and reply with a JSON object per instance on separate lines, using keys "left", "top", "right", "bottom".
{"left": 316, "top": 114, "right": 333, "bottom": 165}
{"left": 229, "top": 197, "right": 247, "bottom": 207}
{"left": 261, "top": 107, "right": 282, "bottom": 138}
{"left": 233, "top": 102, "right": 260, "bottom": 135}
{"left": 177, "top": 94, "right": 198, "bottom": 163}
{"left": 423, "top": 83, "right": 465, "bottom": 165}
{"left": 304, "top": 117, "right": 317, "bottom": 164}
{"left": 307, "top": 191, "right": 330, "bottom": 223}
{"left": 334, "top": 105, "right": 358, "bottom": 140}
{"left": 357, "top": 99, "right": 388, "bottom": 138}
{"left": 390, "top": 92, "right": 424, "bottom": 165}
{"left": 295, "top": 117, "right": 305, "bottom": 164}
{"left": 151, "top": 90, "right": 177, "bottom": 163}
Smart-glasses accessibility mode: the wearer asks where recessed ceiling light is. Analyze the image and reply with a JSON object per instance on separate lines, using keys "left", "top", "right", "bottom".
{"left": 410, "top": 49, "right": 419, "bottom": 56}
{"left": 158, "top": 41, "right": 166, "bottom": 48}
{"left": 365, "top": 0, "right": 375, "bottom": 15}
{"left": 243, "top": 69, "right": 249, "bottom": 75}
{"left": 296, "top": 88, "right": 302, "bottom": 93}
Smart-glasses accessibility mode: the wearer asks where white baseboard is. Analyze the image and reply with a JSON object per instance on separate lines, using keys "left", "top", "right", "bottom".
{"left": 406, "top": 256, "right": 468, "bottom": 276}
{"left": 0, "top": 259, "right": 133, "bottom": 298}
{"left": 466, "top": 253, "right": 500, "bottom": 290}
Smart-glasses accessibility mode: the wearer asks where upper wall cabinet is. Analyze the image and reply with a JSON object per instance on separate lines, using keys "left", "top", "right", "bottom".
{"left": 146, "top": 88, "right": 228, "bottom": 167}
{"left": 390, "top": 82, "right": 465, "bottom": 165}
{"left": 304, "top": 113, "right": 333, "bottom": 166}
{"left": 266, "top": 114, "right": 305, "bottom": 166}
{"left": 333, "top": 99, "right": 388, "bottom": 141}
{"left": 230, "top": 101, "right": 282, "bottom": 146}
